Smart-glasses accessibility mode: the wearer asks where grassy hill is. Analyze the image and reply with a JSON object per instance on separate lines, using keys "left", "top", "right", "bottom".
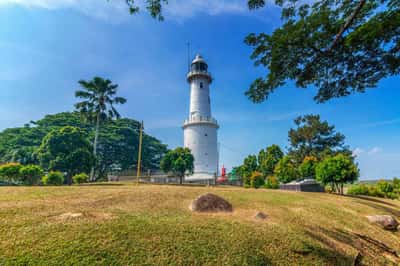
{"left": 0, "top": 184, "right": 399, "bottom": 265}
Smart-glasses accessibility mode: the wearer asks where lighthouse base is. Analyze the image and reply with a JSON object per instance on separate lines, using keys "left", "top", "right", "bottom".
{"left": 185, "top": 173, "right": 215, "bottom": 183}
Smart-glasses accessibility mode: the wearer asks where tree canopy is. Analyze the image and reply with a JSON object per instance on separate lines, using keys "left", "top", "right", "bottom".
{"left": 0, "top": 112, "right": 168, "bottom": 178}
{"left": 160, "top": 147, "right": 194, "bottom": 184}
{"left": 316, "top": 153, "right": 359, "bottom": 194}
{"left": 120, "top": 1, "right": 399, "bottom": 103}
{"left": 37, "top": 126, "right": 95, "bottom": 185}
{"left": 245, "top": 0, "right": 399, "bottom": 103}
{"left": 288, "top": 114, "right": 350, "bottom": 164}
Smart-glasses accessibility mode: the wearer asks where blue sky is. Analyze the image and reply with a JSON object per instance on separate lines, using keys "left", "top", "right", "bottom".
{"left": 0, "top": 0, "right": 399, "bottom": 179}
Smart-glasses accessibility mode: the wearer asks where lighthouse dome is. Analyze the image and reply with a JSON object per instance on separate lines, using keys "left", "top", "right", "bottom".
{"left": 191, "top": 54, "right": 208, "bottom": 72}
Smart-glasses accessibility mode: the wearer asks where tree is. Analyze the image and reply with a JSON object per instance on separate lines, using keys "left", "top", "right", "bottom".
{"left": 0, "top": 112, "right": 168, "bottom": 178}
{"left": 75, "top": 77, "right": 127, "bottom": 181}
{"left": 288, "top": 115, "right": 350, "bottom": 164}
{"left": 119, "top": 1, "right": 399, "bottom": 103}
{"left": 258, "top": 144, "right": 284, "bottom": 177}
{"left": 315, "top": 153, "right": 359, "bottom": 194}
{"left": 245, "top": 1, "right": 400, "bottom": 103}
{"left": 274, "top": 156, "right": 298, "bottom": 184}
{"left": 160, "top": 147, "right": 194, "bottom": 184}
{"left": 37, "top": 126, "right": 95, "bottom": 185}
{"left": 19, "top": 165, "right": 43, "bottom": 185}
{"left": 298, "top": 156, "right": 318, "bottom": 179}
{"left": 250, "top": 171, "right": 265, "bottom": 189}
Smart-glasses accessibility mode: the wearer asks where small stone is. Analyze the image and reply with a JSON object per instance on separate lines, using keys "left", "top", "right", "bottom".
{"left": 254, "top": 211, "right": 268, "bottom": 220}
{"left": 366, "top": 215, "right": 399, "bottom": 231}
{"left": 190, "top": 193, "right": 233, "bottom": 213}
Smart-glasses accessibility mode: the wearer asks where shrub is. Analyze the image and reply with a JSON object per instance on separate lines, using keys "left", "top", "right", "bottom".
{"left": 73, "top": 173, "right": 88, "bottom": 184}
{"left": 264, "top": 175, "right": 279, "bottom": 189}
{"left": 250, "top": 171, "right": 265, "bottom": 189}
{"left": 19, "top": 165, "right": 43, "bottom": 185}
{"left": 42, "top": 171, "right": 64, "bottom": 186}
{"left": 347, "top": 180, "right": 399, "bottom": 199}
{"left": 0, "top": 163, "right": 22, "bottom": 182}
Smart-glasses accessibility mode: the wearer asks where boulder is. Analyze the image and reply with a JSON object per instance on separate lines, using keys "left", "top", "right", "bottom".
{"left": 254, "top": 211, "right": 268, "bottom": 220}
{"left": 190, "top": 193, "right": 233, "bottom": 213}
{"left": 366, "top": 215, "right": 399, "bottom": 231}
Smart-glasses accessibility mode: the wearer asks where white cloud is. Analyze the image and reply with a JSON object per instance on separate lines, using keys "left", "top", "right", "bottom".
{"left": 0, "top": 0, "right": 129, "bottom": 22}
{"left": 352, "top": 146, "right": 382, "bottom": 156}
{"left": 0, "top": 0, "right": 255, "bottom": 22}
{"left": 367, "top": 147, "right": 382, "bottom": 155}
{"left": 352, "top": 147, "right": 364, "bottom": 157}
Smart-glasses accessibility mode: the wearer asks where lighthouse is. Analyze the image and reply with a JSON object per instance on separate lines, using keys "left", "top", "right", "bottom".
{"left": 183, "top": 54, "right": 219, "bottom": 182}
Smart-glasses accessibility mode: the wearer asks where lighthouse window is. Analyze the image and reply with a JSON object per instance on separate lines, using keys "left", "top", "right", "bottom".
{"left": 200, "top": 82, "right": 203, "bottom": 89}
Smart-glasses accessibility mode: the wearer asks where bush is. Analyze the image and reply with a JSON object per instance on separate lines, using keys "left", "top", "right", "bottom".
{"left": 19, "top": 165, "right": 43, "bottom": 185}
{"left": 250, "top": 171, "right": 265, "bottom": 189}
{"left": 264, "top": 175, "right": 279, "bottom": 189}
{"left": 0, "top": 163, "right": 22, "bottom": 182}
{"left": 42, "top": 171, "right": 64, "bottom": 186}
{"left": 73, "top": 173, "right": 88, "bottom": 184}
{"left": 347, "top": 180, "right": 399, "bottom": 199}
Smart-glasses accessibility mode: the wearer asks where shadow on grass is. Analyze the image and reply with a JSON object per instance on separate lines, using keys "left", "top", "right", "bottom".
{"left": 304, "top": 226, "right": 400, "bottom": 265}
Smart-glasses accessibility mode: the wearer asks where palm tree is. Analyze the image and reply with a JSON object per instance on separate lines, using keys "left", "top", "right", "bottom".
{"left": 75, "top": 77, "right": 127, "bottom": 181}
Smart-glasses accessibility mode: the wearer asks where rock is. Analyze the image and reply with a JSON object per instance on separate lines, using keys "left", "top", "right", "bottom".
{"left": 190, "top": 193, "right": 233, "bottom": 213}
{"left": 254, "top": 211, "right": 268, "bottom": 220}
{"left": 366, "top": 215, "right": 399, "bottom": 231}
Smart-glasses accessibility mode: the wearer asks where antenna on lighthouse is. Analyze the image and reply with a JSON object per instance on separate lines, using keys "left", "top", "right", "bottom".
{"left": 186, "top": 42, "right": 191, "bottom": 72}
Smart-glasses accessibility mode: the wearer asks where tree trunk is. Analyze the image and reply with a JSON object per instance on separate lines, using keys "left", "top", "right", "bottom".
{"left": 90, "top": 112, "right": 101, "bottom": 182}
{"left": 180, "top": 175, "right": 183, "bottom": 185}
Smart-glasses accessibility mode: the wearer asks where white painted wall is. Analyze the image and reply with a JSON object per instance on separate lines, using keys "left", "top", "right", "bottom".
{"left": 184, "top": 124, "right": 218, "bottom": 175}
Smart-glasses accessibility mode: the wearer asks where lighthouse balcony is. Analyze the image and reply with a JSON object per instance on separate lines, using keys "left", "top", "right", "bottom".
{"left": 183, "top": 116, "right": 219, "bottom": 128}
{"left": 187, "top": 71, "right": 212, "bottom": 83}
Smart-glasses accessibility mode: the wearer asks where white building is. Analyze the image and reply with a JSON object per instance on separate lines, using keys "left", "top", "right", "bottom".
{"left": 183, "top": 54, "right": 219, "bottom": 182}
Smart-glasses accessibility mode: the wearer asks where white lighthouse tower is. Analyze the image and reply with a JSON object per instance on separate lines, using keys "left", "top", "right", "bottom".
{"left": 183, "top": 54, "right": 219, "bottom": 182}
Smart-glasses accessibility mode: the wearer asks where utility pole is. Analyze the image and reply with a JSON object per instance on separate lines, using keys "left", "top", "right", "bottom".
{"left": 136, "top": 121, "right": 144, "bottom": 185}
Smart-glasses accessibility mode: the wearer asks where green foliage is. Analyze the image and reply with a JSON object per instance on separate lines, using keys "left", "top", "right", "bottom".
{"left": 258, "top": 144, "right": 284, "bottom": 177}
{"left": 245, "top": 1, "right": 400, "bottom": 103}
{"left": 264, "top": 175, "right": 279, "bottom": 189}
{"left": 348, "top": 179, "right": 400, "bottom": 199}
{"left": 274, "top": 156, "right": 298, "bottom": 184}
{"left": 0, "top": 163, "right": 22, "bottom": 182}
{"left": 19, "top": 165, "right": 43, "bottom": 185}
{"left": 288, "top": 115, "right": 350, "bottom": 164}
{"left": 42, "top": 171, "right": 64, "bottom": 186}
{"left": 316, "top": 154, "right": 359, "bottom": 194}
{"left": 160, "top": 147, "right": 194, "bottom": 184}
{"left": 0, "top": 112, "right": 168, "bottom": 180}
{"left": 73, "top": 173, "right": 89, "bottom": 184}
{"left": 38, "top": 126, "right": 95, "bottom": 185}
{"left": 249, "top": 171, "right": 265, "bottom": 189}
{"left": 298, "top": 156, "right": 318, "bottom": 179}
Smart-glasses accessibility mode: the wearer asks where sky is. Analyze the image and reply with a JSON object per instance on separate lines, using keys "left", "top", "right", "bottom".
{"left": 0, "top": 0, "right": 399, "bottom": 180}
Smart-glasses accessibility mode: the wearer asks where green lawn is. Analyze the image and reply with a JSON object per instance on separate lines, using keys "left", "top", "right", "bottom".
{"left": 0, "top": 184, "right": 399, "bottom": 265}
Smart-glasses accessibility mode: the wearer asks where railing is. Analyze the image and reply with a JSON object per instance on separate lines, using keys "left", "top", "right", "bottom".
{"left": 184, "top": 116, "right": 218, "bottom": 126}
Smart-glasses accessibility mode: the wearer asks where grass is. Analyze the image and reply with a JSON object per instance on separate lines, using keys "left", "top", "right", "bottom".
{"left": 0, "top": 184, "right": 399, "bottom": 265}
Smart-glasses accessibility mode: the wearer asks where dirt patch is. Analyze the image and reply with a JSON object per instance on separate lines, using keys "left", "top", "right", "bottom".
{"left": 53, "top": 212, "right": 114, "bottom": 222}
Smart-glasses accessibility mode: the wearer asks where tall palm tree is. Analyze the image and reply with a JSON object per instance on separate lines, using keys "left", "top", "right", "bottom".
{"left": 75, "top": 77, "right": 127, "bottom": 181}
